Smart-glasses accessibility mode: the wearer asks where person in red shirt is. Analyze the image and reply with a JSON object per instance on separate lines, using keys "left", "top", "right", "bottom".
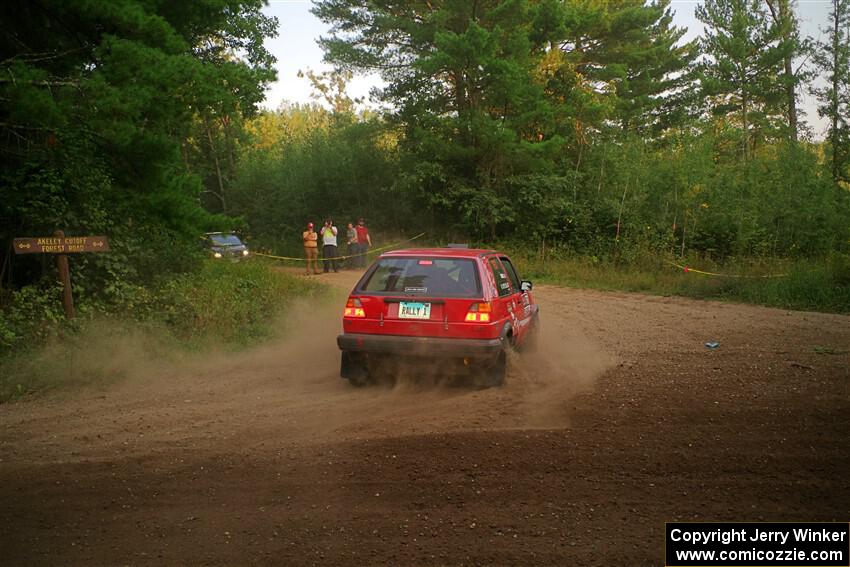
{"left": 354, "top": 218, "right": 372, "bottom": 268}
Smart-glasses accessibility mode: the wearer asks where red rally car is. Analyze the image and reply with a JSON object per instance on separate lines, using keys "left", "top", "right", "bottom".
{"left": 337, "top": 247, "right": 540, "bottom": 387}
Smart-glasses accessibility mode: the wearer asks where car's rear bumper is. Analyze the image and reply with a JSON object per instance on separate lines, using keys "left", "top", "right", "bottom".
{"left": 337, "top": 333, "right": 503, "bottom": 359}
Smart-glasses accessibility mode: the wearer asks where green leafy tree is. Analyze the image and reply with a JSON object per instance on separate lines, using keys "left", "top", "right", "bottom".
{"left": 0, "top": 0, "right": 277, "bottom": 296}
{"left": 182, "top": 1, "right": 278, "bottom": 215}
{"left": 298, "top": 67, "right": 364, "bottom": 115}
{"left": 231, "top": 106, "right": 399, "bottom": 251}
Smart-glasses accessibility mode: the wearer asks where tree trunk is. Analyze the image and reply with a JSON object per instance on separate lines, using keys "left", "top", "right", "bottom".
{"left": 616, "top": 181, "right": 629, "bottom": 242}
{"left": 741, "top": 89, "right": 749, "bottom": 160}
{"left": 831, "top": 0, "right": 841, "bottom": 181}
{"left": 204, "top": 116, "right": 227, "bottom": 214}
{"left": 785, "top": 51, "right": 798, "bottom": 142}
{"left": 573, "top": 142, "right": 583, "bottom": 202}
{"left": 222, "top": 116, "right": 236, "bottom": 175}
{"left": 596, "top": 149, "right": 605, "bottom": 197}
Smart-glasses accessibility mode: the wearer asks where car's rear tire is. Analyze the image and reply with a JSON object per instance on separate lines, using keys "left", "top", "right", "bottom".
{"left": 341, "top": 351, "right": 369, "bottom": 387}
{"left": 474, "top": 349, "right": 507, "bottom": 389}
{"left": 349, "top": 375, "right": 369, "bottom": 387}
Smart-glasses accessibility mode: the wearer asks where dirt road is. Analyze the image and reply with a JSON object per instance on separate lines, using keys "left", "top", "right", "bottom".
{"left": 1, "top": 269, "right": 848, "bottom": 565}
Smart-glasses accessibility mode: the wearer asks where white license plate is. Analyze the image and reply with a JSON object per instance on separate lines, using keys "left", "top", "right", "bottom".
{"left": 398, "top": 302, "right": 431, "bottom": 319}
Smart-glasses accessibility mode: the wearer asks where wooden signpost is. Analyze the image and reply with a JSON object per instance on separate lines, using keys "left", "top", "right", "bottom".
{"left": 12, "top": 231, "right": 110, "bottom": 319}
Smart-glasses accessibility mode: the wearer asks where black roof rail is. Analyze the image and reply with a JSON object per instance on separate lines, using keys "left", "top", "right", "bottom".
{"left": 446, "top": 243, "right": 469, "bottom": 248}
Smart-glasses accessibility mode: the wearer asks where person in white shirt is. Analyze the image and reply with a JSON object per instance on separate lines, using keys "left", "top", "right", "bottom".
{"left": 320, "top": 219, "right": 339, "bottom": 273}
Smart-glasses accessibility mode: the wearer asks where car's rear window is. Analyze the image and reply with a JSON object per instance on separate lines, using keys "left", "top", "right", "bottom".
{"left": 360, "top": 258, "right": 482, "bottom": 298}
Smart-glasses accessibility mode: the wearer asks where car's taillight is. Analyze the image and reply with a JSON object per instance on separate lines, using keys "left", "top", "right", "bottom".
{"left": 465, "top": 302, "right": 491, "bottom": 323}
{"left": 344, "top": 297, "right": 366, "bottom": 318}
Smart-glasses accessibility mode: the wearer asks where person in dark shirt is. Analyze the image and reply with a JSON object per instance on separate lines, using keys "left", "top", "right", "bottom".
{"left": 344, "top": 223, "right": 357, "bottom": 269}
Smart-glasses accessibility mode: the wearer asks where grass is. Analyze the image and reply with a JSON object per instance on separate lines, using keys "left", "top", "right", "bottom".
{"left": 509, "top": 251, "right": 850, "bottom": 314}
{"left": 156, "top": 258, "right": 324, "bottom": 348}
{"left": 0, "top": 259, "right": 328, "bottom": 402}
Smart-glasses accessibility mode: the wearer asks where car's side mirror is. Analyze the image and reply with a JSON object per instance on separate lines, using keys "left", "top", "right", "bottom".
{"left": 521, "top": 280, "right": 533, "bottom": 292}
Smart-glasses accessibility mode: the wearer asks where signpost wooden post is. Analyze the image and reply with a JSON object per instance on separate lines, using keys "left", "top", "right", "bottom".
{"left": 54, "top": 231, "right": 75, "bottom": 319}
{"left": 13, "top": 231, "right": 110, "bottom": 319}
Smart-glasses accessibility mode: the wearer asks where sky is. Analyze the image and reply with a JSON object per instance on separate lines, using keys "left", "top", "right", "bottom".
{"left": 260, "top": 0, "right": 834, "bottom": 137}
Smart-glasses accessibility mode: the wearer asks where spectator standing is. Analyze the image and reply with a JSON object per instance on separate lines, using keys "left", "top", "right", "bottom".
{"left": 321, "top": 219, "right": 339, "bottom": 273}
{"left": 345, "top": 222, "right": 357, "bottom": 269}
{"left": 355, "top": 218, "right": 372, "bottom": 268}
{"left": 302, "top": 222, "right": 319, "bottom": 275}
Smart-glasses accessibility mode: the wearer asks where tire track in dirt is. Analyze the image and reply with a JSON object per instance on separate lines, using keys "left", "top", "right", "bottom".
{"left": 1, "top": 269, "right": 848, "bottom": 565}
{"left": 0, "top": 270, "right": 615, "bottom": 467}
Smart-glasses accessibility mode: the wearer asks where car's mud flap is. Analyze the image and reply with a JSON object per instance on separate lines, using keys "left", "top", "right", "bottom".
{"left": 473, "top": 347, "right": 507, "bottom": 389}
{"left": 340, "top": 351, "right": 368, "bottom": 385}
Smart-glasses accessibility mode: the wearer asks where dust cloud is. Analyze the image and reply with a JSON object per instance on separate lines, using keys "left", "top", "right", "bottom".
{"left": 1, "top": 318, "right": 186, "bottom": 400}
{"left": 507, "top": 314, "right": 617, "bottom": 429}
{"left": 229, "top": 292, "right": 618, "bottom": 437}
{"left": 2, "top": 285, "right": 616, "bottom": 460}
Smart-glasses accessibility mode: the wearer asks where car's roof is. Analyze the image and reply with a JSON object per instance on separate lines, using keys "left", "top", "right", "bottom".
{"left": 381, "top": 247, "right": 498, "bottom": 259}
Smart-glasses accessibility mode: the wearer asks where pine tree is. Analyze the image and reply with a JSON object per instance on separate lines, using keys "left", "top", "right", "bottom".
{"left": 765, "top": 0, "right": 804, "bottom": 141}
{"left": 811, "top": 0, "right": 850, "bottom": 182}
{"left": 696, "top": 0, "right": 792, "bottom": 158}
{"left": 556, "top": 0, "right": 699, "bottom": 138}
{"left": 314, "top": 0, "right": 559, "bottom": 237}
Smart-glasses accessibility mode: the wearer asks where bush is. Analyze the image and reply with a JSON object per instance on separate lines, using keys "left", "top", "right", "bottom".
{"left": 0, "top": 281, "right": 69, "bottom": 351}
{"left": 155, "top": 259, "right": 321, "bottom": 347}
{"left": 0, "top": 260, "right": 324, "bottom": 401}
